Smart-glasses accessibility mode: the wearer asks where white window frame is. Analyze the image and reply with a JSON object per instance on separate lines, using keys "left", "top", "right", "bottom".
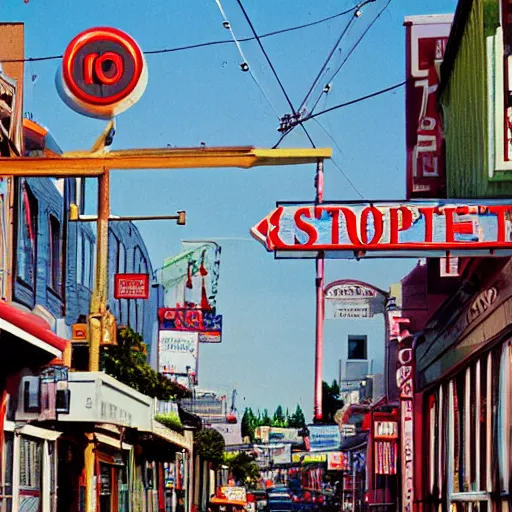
{"left": 8, "top": 424, "right": 61, "bottom": 512}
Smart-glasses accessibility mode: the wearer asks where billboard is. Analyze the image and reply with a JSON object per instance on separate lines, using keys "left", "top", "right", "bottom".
{"left": 252, "top": 200, "right": 512, "bottom": 259}
{"left": 306, "top": 425, "right": 341, "bottom": 452}
{"left": 158, "top": 308, "right": 222, "bottom": 343}
{"left": 328, "top": 452, "right": 350, "bottom": 471}
{"left": 254, "top": 426, "right": 302, "bottom": 444}
{"left": 405, "top": 15, "right": 453, "bottom": 199}
{"left": 211, "top": 423, "right": 243, "bottom": 446}
{"left": 324, "top": 280, "right": 386, "bottom": 320}
{"left": 158, "top": 330, "right": 198, "bottom": 377}
{"left": 253, "top": 444, "right": 292, "bottom": 467}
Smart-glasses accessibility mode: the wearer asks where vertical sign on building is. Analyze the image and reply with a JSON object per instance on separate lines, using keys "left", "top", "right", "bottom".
{"left": 502, "top": 0, "right": 512, "bottom": 161}
{"left": 396, "top": 335, "right": 414, "bottom": 512}
{"left": 405, "top": 15, "right": 453, "bottom": 199}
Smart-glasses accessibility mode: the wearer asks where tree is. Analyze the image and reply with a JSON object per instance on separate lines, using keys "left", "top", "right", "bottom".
{"left": 194, "top": 428, "right": 225, "bottom": 464}
{"left": 261, "top": 409, "right": 272, "bottom": 426}
{"left": 272, "top": 405, "right": 287, "bottom": 427}
{"left": 318, "top": 380, "right": 344, "bottom": 424}
{"left": 102, "top": 326, "right": 190, "bottom": 401}
{"left": 242, "top": 408, "right": 257, "bottom": 441}
{"left": 224, "top": 452, "right": 260, "bottom": 487}
{"left": 289, "top": 404, "right": 306, "bottom": 428}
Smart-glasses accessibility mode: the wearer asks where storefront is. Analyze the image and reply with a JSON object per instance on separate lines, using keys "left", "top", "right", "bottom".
{"left": 415, "top": 258, "right": 512, "bottom": 511}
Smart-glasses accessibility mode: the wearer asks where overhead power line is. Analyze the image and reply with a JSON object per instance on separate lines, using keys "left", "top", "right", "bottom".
{"left": 234, "top": 0, "right": 317, "bottom": 149}
{"left": 298, "top": 0, "right": 376, "bottom": 114}
{"left": 308, "top": 79, "right": 405, "bottom": 120}
{"left": 272, "top": 80, "right": 406, "bottom": 148}
{"left": 0, "top": 2, "right": 365, "bottom": 64}
{"left": 308, "top": 0, "right": 392, "bottom": 116}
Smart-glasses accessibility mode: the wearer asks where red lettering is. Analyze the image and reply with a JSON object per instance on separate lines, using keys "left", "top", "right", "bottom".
{"left": 487, "top": 205, "right": 512, "bottom": 242}
{"left": 360, "top": 207, "right": 383, "bottom": 245}
{"left": 268, "top": 207, "right": 285, "bottom": 250}
{"left": 323, "top": 207, "right": 340, "bottom": 244}
{"left": 389, "top": 207, "right": 414, "bottom": 244}
{"left": 84, "top": 51, "right": 124, "bottom": 86}
{"left": 83, "top": 52, "right": 98, "bottom": 85}
{"left": 294, "top": 207, "right": 318, "bottom": 247}
{"left": 444, "top": 207, "right": 473, "bottom": 243}
{"left": 418, "top": 207, "right": 436, "bottom": 243}
{"left": 338, "top": 207, "right": 361, "bottom": 246}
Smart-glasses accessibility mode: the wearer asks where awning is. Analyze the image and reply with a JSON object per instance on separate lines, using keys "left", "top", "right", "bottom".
{"left": 340, "top": 433, "right": 368, "bottom": 452}
{"left": 0, "top": 301, "right": 69, "bottom": 357}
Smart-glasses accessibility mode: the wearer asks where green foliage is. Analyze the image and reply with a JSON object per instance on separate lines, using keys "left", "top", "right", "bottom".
{"left": 261, "top": 409, "right": 272, "bottom": 426}
{"left": 272, "top": 406, "right": 286, "bottom": 427}
{"left": 155, "top": 412, "right": 183, "bottom": 431}
{"left": 102, "top": 326, "right": 190, "bottom": 401}
{"left": 318, "top": 380, "right": 344, "bottom": 424}
{"left": 223, "top": 452, "right": 260, "bottom": 486}
{"left": 194, "top": 428, "right": 225, "bottom": 463}
{"left": 288, "top": 404, "right": 306, "bottom": 428}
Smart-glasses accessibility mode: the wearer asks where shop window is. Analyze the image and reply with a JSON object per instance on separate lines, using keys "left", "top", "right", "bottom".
{"left": 428, "top": 394, "right": 436, "bottom": 495}
{"left": 0, "top": 432, "right": 13, "bottom": 512}
{"left": 19, "top": 437, "right": 42, "bottom": 511}
{"left": 498, "top": 343, "right": 510, "bottom": 493}
{"left": 99, "top": 464, "right": 113, "bottom": 512}
{"left": 16, "top": 181, "right": 38, "bottom": 290}
{"left": 348, "top": 335, "right": 367, "bottom": 360}
{"left": 481, "top": 353, "right": 490, "bottom": 491}
{"left": 49, "top": 215, "right": 62, "bottom": 293}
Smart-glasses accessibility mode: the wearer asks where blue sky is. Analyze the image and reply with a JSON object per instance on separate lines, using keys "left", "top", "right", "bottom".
{"left": 4, "top": 0, "right": 458, "bottom": 418}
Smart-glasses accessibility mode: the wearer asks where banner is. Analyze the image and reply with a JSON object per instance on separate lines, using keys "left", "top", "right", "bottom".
{"left": 158, "top": 330, "right": 198, "bottom": 376}
{"left": 291, "top": 452, "right": 328, "bottom": 465}
{"left": 405, "top": 15, "right": 452, "bottom": 199}
{"left": 306, "top": 425, "right": 341, "bottom": 452}
{"left": 161, "top": 242, "right": 221, "bottom": 310}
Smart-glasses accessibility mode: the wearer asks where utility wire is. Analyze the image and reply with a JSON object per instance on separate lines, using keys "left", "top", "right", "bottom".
{"left": 273, "top": 79, "right": 406, "bottom": 148}
{"left": 312, "top": 117, "right": 364, "bottom": 199}
{"left": 0, "top": 3, "right": 364, "bottom": 64}
{"left": 297, "top": 0, "right": 376, "bottom": 114}
{"left": 235, "top": 0, "right": 296, "bottom": 116}
{"left": 308, "top": 79, "right": 405, "bottom": 120}
{"left": 213, "top": 0, "right": 280, "bottom": 119}
{"left": 234, "top": 0, "right": 316, "bottom": 149}
{"left": 308, "top": 0, "right": 392, "bottom": 115}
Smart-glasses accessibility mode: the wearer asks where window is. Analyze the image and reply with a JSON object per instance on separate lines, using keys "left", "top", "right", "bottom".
{"left": 83, "top": 236, "right": 93, "bottom": 290}
{"left": 348, "top": 335, "right": 367, "bottom": 360}
{"left": 118, "top": 242, "right": 126, "bottom": 323}
{"left": 19, "top": 437, "right": 42, "bottom": 491}
{"left": 49, "top": 215, "right": 62, "bottom": 293}
{"left": 17, "top": 181, "right": 38, "bottom": 288}
{"left": 77, "top": 231, "right": 83, "bottom": 285}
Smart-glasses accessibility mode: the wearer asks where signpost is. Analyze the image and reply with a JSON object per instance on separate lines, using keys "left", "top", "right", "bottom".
{"left": 252, "top": 200, "right": 512, "bottom": 258}
{"left": 57, "top": 27, "right": 148, "bottom": 119}
{"left": 324, "top": 280, "right": 386, "bottom": 320}
{"left": 114, "top": 273, "right": 149, "bottom": 299}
